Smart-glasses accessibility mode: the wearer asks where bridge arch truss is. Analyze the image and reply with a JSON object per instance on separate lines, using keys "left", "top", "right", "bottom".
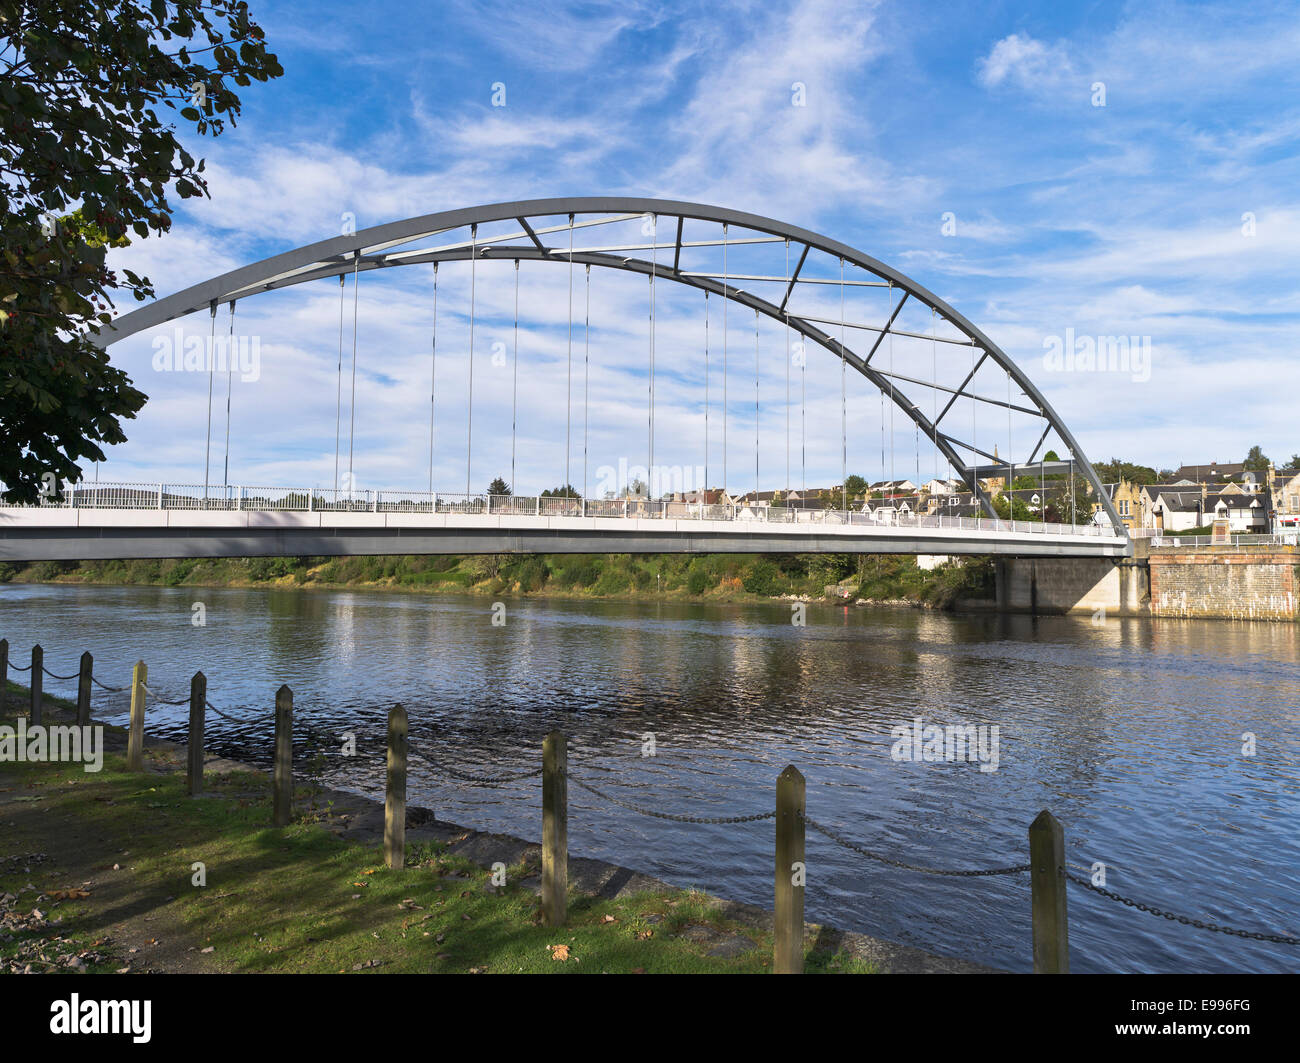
{"left": 94, "top": 197, "right": 1125, "bottom": 533}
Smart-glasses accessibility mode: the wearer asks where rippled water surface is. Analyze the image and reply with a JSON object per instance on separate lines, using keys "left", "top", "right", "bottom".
{"left": 3, "top": 582, "right": 1297, "bottom": 972}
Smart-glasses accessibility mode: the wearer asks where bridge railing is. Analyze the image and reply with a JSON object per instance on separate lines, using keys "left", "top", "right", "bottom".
{"left": 0, "top": 482, "right": 1121, "bottom": 537}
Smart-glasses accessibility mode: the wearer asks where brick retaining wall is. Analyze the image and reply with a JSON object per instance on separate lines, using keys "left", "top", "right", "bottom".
{"left": 1148, "top": 547, "right": 1298, "bottom": 620}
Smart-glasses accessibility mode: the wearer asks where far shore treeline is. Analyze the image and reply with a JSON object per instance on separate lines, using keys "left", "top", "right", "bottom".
{"left": 0, "top": 553, "right": 996, "bottom": 609}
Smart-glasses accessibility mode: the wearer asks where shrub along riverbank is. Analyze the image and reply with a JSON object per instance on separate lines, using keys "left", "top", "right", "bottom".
{"left": 0, "top": 553, "right": 996, "bottom": 609}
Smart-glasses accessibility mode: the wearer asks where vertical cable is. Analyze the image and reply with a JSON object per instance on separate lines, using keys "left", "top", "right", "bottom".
{"left": 465, "top": 224, "right": 476, "bottom": 499}
{"left": 583, "top": 263, "right": 590, "bottom": 500}
{"left": 972, "top": 341, "right": 977, "bottom": 501}
{"left": 784, "top": 239, "right": 791, "bottom": 499}
{"left": 346, "top": 250, "right": 360, "bottom": 496}
{"left": 754, "top": 308, "right": 760, "bottom": 499}
{"left": 566, "top": 214, "right": 574, "bottom": 495}
{"left": 203, "top": 300, "right": 216, "bottom": 501}
{"left": 722, "top": 223, "right": 728, "bottom": 498}
{"left": 429, "top": 263, "right": 438, "bottom": 496}
{"left": 648, "top": 214, "right": 656, "bottom": 492}
{"left": 511, "top": 259, "right": 518, "bottom": 493}
{"left": 704, "top": 291, "right": 710, "bottom": 497}
{"left": 222, "top": 301, "right": 235, "bottom": 489}
{"left": 932, "top": 307, "right": 940, "bottom": 483}
{"left": 1070, "top": 459, "right": 1076, "bottom": 526}
{"left": 800, "top": 332, "right": 806, "bottom": 497}
{"left": 887, "top": 281, "right": 896, "bottom": 492}
{"left": 839, "top": 257, "right": 846, "bottom": 512}
{"left": 334, "top": 275, "right": 345, "bottom": 494}
{"left": 880, "top": 286, "right": 888, "bottom": 497}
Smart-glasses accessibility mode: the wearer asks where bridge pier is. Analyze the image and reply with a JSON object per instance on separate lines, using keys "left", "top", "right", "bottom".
{"left": 994, "top": 556, "right": 1150, "bottom": 617}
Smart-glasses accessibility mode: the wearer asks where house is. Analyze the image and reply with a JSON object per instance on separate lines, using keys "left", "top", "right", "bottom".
{"left": 1092, "top": 480, "right": 1144, "bottom": 530}
{"left": 1208, "top": 490, "right": 1267, "bottom": 532}
{"left": 918, "top": 477, "right": 963, "bottom": 496}
{"left": 1142, "top": 483, "right": 1268, "bottom": 533}
{"left": 1267, "top": 464, "right": 1300, "bottom": 531}
{"left": 867, "top": 496, "right": 917, "bottom": 521}
{"left": 1141, "top": 485, "right": 1205, "bottom": 533}
{"left": 1171, "top": 461, "right": 1245, "bottom": 485}
{"left": 929, "top": 491, "right": 986, "bottom": 519}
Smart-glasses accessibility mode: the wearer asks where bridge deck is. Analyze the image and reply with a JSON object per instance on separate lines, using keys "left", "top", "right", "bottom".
{"left": 0, "top": 505, "right": 1130, "bottom": 561}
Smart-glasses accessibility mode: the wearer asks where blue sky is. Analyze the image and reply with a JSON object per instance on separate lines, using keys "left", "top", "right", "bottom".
{"left": 99, "top": 0, "right": 1300, "bottom": 495}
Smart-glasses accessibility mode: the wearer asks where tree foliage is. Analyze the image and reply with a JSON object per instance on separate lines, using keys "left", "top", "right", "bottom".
{"left": 1242, "top": 445, "right": 1271, "bottom": 473}
{"left": 0, "top": 0, "right": 282, "bottom": 501}
{"left": 1092, "top": 457, "right": 1158, "bottom": 485}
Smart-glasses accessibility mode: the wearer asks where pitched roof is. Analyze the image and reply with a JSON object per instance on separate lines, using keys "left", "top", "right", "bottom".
{"left": 1172, "top": 462, "right": 1244, "bottom": 482}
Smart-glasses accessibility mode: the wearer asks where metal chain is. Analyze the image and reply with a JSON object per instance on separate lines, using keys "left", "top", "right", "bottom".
{"left": 138, "top": 681, "right": 191, "bottom": 707}
{"left": 1066, "top": 872, "right": 1300, "bottom": 945}
{"left": 7, "top": 660, "right": 31, "bottom": 672}
{"left": 406, "top": 741, "right": 544, "bottom": 786}
{"left": 569, "top": 775, "right": 775, "bottom": 825}
{"left": 90, "top": 675, "right": 127, "bottom": 692}
{"left": 41, "top": 665, "right": 82, "bottom": 681}
{"left": 804, "top": 815, "right": 1030, "bottom": 877}
{"left": 204, "top": 700, "right": 240, "bottom": 723}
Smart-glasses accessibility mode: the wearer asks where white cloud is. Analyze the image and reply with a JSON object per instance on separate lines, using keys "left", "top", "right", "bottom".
{"left": 977, "top": 33, "right": 1074, "bottom": 92}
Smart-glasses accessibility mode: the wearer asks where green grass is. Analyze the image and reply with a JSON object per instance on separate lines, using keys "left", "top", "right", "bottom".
{"left": 0, "top": 687, "right": 876, "bottom": 974}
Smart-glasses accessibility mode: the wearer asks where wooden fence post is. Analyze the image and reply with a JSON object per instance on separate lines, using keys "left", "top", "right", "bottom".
{"left": 774, "top": 764, "right": 806, "bottom": 973}
{"left": 0, "top": 638, "right": 8, "bottom": 718}
{"left": 541, "top": 730, "right": 568, "bottom": 927}
{"left": 1029, "top": 809, "right": 1069, "bottom": 973}
{"left": 384, "top": 703, "right": 408, "bottom": 870}
{"left": 127, "top": 660, "right": 146, "bottom": 772}
{"left": 77, "top": 652, "right": 92, "bottom": 727}
{"left": 30, "top": 645, "right": 43, "bottom": 726}
{"left": 272, "top": 684, "right": 293, "bottom": 827}
{"left": 187, "top": 671, "right": 206, "bottom": 796}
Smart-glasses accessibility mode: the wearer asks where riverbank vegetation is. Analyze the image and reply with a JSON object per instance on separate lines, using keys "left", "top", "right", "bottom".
{"left": 0, "top": 553, "right": 996, "bottom": 609}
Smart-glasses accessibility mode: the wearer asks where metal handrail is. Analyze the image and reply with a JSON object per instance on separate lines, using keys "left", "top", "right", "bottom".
{"left": 0, "top": 482, "right": 1123, "bottom": 538}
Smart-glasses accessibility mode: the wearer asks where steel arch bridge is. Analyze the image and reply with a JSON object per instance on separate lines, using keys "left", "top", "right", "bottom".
{"left": 0, "top": 198, "right": 1129, "bottom": 561}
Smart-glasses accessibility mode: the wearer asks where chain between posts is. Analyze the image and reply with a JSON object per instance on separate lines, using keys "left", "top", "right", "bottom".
{"left": 204, "top": 700, "right": 240, "bottom": 722}
{"left": 40, "top": 665, "right": 82, "bottom": 681}
{"left": 569, "top": 774, "right": 775, "bottom": 824}
{"left": 7, "top": 643, "right": 1298, "bottom": 952}
{"left": 803, "top": 814, "right": 1031, "bottom": 877}
{"left": 1065, "top": 872, "right": 1300, "bottom": 945}
{"left": 138, "top": 681, "right": 192, "bottom": 706}
{"left": 406, "top": 740, "right": 545, "bottom": 786}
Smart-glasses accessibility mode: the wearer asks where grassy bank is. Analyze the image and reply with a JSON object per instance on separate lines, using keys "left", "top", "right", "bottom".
{"left": 0, "top": 682, "right": 873, "bottom": 974}
{"left": 0, "top": 552, "right": 995, "bottom": 609}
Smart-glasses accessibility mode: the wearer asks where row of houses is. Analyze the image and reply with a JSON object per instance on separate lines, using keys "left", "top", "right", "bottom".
{"left": 657, "top": 482, "right": 986, "bottom": 520}
{"left": 639, "top": 458, "right": 1300, "bottom": 535}
{"left": 1101, "top": 463, "right": 1300, "bottom": 533}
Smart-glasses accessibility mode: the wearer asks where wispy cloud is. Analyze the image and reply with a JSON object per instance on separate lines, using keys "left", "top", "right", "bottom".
{"left": 94, "top": 0, "right": 1300, "bottom": 486}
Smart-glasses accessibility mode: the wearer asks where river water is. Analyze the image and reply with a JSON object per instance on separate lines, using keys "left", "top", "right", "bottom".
{"left": 2, "top": 581, "right": 1297, "bottom": 973}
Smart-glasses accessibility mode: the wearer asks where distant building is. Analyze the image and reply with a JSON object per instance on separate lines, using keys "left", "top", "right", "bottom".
{"left": 1171, "top": 461, "right": 1245, "bottom": 485}
{"left": 1266, "top": 463, "right": 1300, "bottom": 531}
{"left": 1141, "top": 485, "right": 1205, "bottom": 533}
{"left": 1093, "top": 480, "right": 1144, "bottom": 530}
{"left": 1142, "top": 483, "right": 1268, "bottom": 533}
